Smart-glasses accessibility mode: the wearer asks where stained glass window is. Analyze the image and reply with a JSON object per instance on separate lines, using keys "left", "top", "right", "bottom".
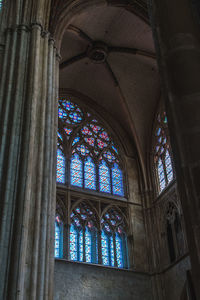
{"left": 112, "top": 164, "right": 124, "bottom": 196}
{"left": 57, "top": 149, "right": 65, "bottom": 184}
{"left": 116, "top": 233, "right": 123, "bottom": 268}
{"left": 71, "top": 154, "right": 83, "bottom": 188}
{"left": 54, "top": 216, "right": 63, "bottom": 258}
{"left": 158, "top": 158, "right": 166, "bottom": 192}
{"left": 153, "top": 109, "right": 174, "bottom": 193}
{"left": 70, "top": 202, "right": 98, "bottom": 265}
{"left": 57, "top": 98, "right": 125, "bottom": 197}
{"left": 101, "top": 230, "right": 110, "bottom": 266}
{"left": 165, "top": 150, "right": 173, "bottom": 183}
{"left": 85, "top": 227, "right": 92, "bottom": 263}
{"left": 101, "top": 208, "right": 128, "bottom": 268}
{"left": 0, "top": 0, "right": 2, "bottom": 10}
{"left": 99, "top": 160, "right": 111, "bottom": 193}
{"left": 70, "top": 224, "right": 78, "bottom": 261}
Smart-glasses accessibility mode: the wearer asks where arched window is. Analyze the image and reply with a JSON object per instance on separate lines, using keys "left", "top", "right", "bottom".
{"left": 55, "top": 97, "right": 129, "bottom": 269}
{"left": 101, "top": 207, "right": 128, "bottom": 268}
{"left": 70, "top": 202, "right": 98, "bottom": 264}
{"left": 153, "top": 109, "right": 174, "bottom": 193}
{"left": 57, "top": 98, "right": 125, "bottom": 197}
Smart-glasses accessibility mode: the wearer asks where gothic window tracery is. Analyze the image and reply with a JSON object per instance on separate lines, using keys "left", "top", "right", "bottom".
{"left": 153, "top": 109, "right": 174, "bottom": 193}
{"left": 54, "top": 200, "right": 129, "bottom": 269}
{"left": 101, "top": 207, "right": 128, "bottom": 268}
{"left": 57, "top": 98, "right": 124, "bottom": 197}
{"left": 55, "top": 97, "right": 129, "bottom": 269}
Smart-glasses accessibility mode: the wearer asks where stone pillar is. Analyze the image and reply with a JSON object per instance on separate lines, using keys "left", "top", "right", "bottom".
{"left": 0, "top": 0, "right": 58, "bottom": 299}
{"left": 149, "top": 0, "right": 200, "bottom": 297}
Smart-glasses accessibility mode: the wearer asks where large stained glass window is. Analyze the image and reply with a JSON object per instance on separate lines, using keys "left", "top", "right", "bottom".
{"left": 54, "top": 198, "right": 129, "bottom": 269}
{"left": 153, "top": 109, "right": 174, "bottom": 193}
{"left": 57, "top": 97, "right": 125, "bottom": 197}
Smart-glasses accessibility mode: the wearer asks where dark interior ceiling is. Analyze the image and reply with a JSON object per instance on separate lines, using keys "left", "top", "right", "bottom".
{"left": 59, "top": 4, "right": 160, "bottom": 170}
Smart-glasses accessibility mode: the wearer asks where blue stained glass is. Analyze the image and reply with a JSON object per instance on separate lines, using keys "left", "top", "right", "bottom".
{"left": 99, "top": 160, "right": 111, "bottom": 193}
{"left": 71, "top": 154, "right": 83, "bottom": 187}
{"left": 57, "top": 149, "right": 65, "bottom": 183}
{"left": 165, "top": 150, "right": 173, "bottom": 183}
{"left": 0, "top": 1, "right": 2, "bottom": 9}
{"left": 55, "top": 221, "right": 62, "bottom": 258}
{"left": 110, "top": 236, "right": 114, "bottom": 267}
{"left": 116, "top": 233, "right": 123, "bottom": 268}
{"left": 79, "top": 230, "right": 83, "bottom": 262}
{"left": 112, "top": 164, "right": 124, "bottom": 196}
{"left": 101, "top": 231, "right": 109, "bottom": 266}
{"left": 158, "top": 158, "right": 166, "bottom": 191}
{"left": 85, "top": 227, "right": 92, "bottom": 263}
{"left": 58, "top": 107, "right": 67, "bottom": 120}
{"left": 72, "top": 136, "right": 80, "bottom": 146}
{"left": 84, "top": 157, "right": 96, "bottom": 190}
{"left": 58, "top": 132, "right": 63, "bottom": 141}
{"left": 70, "top": 224, "right": 78, "bottom": 261}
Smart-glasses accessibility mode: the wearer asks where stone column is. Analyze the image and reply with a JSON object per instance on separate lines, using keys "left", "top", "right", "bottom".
{"left": 149, "top": 0, "right": 200, "bottom": 297}
{"left": 0, "top": 0, "right": 58, "bottom": 299}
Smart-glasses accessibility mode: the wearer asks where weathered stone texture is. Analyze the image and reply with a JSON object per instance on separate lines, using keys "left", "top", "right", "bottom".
{"left": 54, "top": 260, "right": 153, "bottom": 300}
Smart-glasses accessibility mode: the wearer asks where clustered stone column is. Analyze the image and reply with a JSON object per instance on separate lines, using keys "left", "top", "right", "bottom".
{"left": 149, "top": 0, "right": 200, "bottom": 298}
{"left": 0, "top": 0, "right": 58, "bottom": 299}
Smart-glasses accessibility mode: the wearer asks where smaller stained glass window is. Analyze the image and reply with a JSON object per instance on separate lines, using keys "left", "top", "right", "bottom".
{"left": 85, "top": 227, "right": 92, "bottom": 263}
{"left": 57, "top": 149, "right": 65, "bottom": 184}
{"left": 116, "top": 233, "right": 123, "bottom": 268}
{"left": 158, "top": 158, "right": 166, "bottom": 191}
{"left": 165, "top": 150, "right": 173, "bottom": 183}
{"left": 153, "top": 108, "right": 174, "bottom": 194}
{"left": 101, "top": 230, "right": 109, "bottom": 266}
{"left": 112, "top": 164, "right": 124, "bottom": 196}
{"left": 99, "top": 160, "right": 111, "bottom": 193}
{"left": 84, "top": 157, "right": 96, "bottom": 190}
{"left": 79, "top": 230, "right": 83, "bottom": 262}
{"left": 55, "top": 216, "right": 63, "bottom": 258}
{"left": 71, "top": 154, "right": 83, "bottom": 188}
{"left": 70, "top": 224, "right": 78, "bottom": 261}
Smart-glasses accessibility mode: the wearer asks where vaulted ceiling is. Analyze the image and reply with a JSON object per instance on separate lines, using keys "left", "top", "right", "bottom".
{"left": 59, "top": 4, "right": 160, "bottom": 178}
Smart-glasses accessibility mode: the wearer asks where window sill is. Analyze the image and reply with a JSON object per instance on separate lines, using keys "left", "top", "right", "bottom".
{"left": 56, "top": 184, "right": 128, "bottom": 202}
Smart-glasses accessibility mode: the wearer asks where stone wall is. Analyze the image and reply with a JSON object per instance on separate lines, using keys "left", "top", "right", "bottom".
{"left": 162, "top": 256, "right": 190, "bottom": 300}
{"left": 54, "top": 260, "right": 153, "bottom": 300}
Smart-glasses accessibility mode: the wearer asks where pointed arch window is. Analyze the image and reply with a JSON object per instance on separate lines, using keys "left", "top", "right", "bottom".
{"left": 70, "top": 202, "right": 98, "bottom": 264}
{"left": 56, "top": 98, "right": 125, "bottom": 197}
{"left": 101, "top": 208, "right": 128, "bottom": 268}
{"left": 153, "top": 109, "right": 174, "bottom": 193}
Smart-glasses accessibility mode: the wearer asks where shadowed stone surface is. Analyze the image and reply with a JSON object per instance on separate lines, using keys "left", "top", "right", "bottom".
{"left": 54, "top": 260, "right": 153, "bottom": 300}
